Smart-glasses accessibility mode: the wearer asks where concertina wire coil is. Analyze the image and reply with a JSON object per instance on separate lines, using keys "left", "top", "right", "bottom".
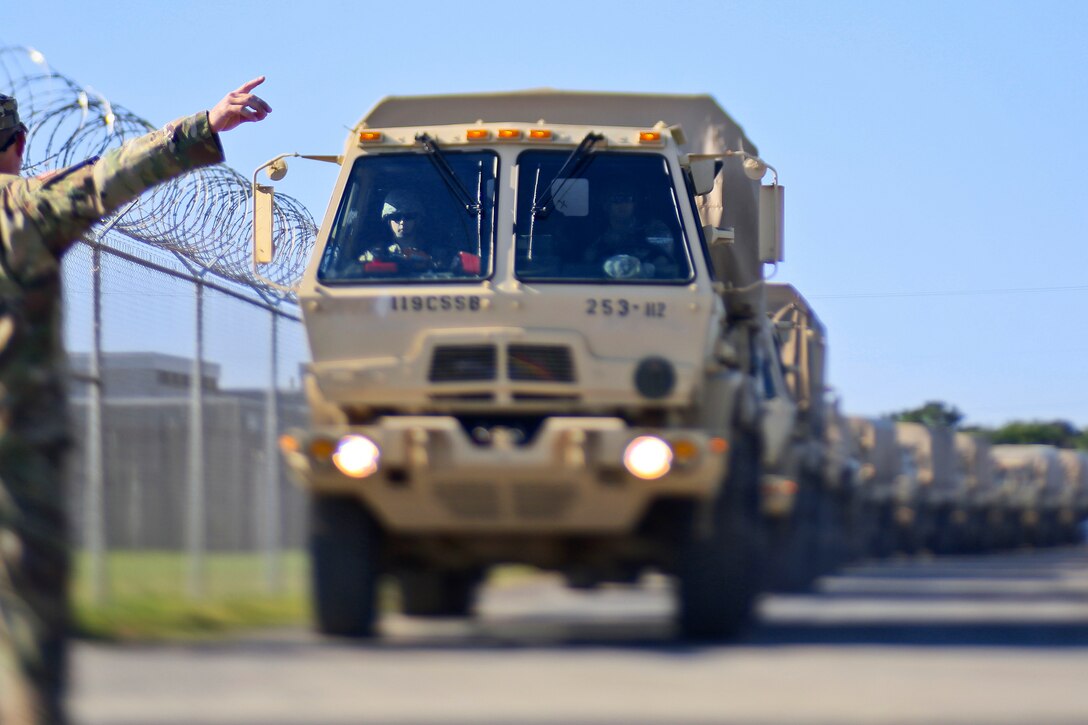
{"left": 1, "top": 46, "right": 315, "bottom": 295}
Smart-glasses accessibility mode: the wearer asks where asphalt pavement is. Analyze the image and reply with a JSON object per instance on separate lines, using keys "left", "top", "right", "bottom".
{"left": 72, "top": 547, "right": 1088, "bottom": 724}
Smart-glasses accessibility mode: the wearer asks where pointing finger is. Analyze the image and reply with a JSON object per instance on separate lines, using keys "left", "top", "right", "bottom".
{"left": 237, "top": 76, "right": 266, "bottom": 94}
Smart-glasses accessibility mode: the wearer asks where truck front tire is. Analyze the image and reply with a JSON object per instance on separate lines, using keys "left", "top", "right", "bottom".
{"left": 676, "top": 432, "right": 764, "bottom": 641}
{"left": 309, "top": 495, "right": 382, "bottom": 638}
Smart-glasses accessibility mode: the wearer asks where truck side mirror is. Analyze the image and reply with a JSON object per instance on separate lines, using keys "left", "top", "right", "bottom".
{"left": 254, "top": 183, "right": 275, "bottom": 265}
{"left": 759, "top": 185, "right": 785, "bottom": 263}
{"left": 687, "top": 158, "right": 723, "bottom": 196}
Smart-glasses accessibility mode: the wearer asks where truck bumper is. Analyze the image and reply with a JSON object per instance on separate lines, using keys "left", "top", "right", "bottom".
{"left": 281, "top": 416, "right": 727, "bottom": 533}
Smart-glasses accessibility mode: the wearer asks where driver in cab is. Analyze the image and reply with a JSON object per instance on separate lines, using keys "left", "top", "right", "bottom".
{"left": 359, "top": 190, "right": 478, "bottom": 275}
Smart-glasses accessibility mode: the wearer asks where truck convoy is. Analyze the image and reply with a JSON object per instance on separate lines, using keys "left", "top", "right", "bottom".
{"left": 257, "top": 91, "right": 1088, "bottom": 642}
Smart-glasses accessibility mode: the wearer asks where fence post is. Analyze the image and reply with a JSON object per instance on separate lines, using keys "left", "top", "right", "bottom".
{"left": 85, "top": 242, "right": 107, "bottom": 604}
{"left": 263, "top": 308, "right": 281, "bottom": 592}
{"left": 186, "top": 279, "right": 206, "bottom": 599}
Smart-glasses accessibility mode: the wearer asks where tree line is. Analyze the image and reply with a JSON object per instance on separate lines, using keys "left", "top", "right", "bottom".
{"left": 890, "top": 401, "right": 1088, "bottom": 450}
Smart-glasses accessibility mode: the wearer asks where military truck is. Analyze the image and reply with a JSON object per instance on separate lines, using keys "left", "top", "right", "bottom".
{"left": 1057, "top": 450, "right": 1088, "bottom": 543}
{"left": 761, "top": 283, "right": 845, "bottom": 589}
{"left": 991, "top": 445, "right": 1065, "bottom": 548}
{"left": 256, "top": 91, "right": 790, "bottom": 640}
{"left": 893, "top": 422, "right": 959, "bottom": 553}
{"left": 848, "top": 416, "right": 917, "bottom": 557}
{"left": 952, "top": 432, "right": 996, "bottom": 552}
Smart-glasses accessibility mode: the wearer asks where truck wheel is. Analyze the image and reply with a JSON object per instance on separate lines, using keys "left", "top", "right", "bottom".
{"left": 676, "top": 432, "right": 763, "bottom": 641}
{"left": 766, "top": 476, "right": 823, "bottom": 593}
{"left": 399, "top": 570, "right": 481, "bottom": 617}
{"left": 309, "top": 495, "right": 382, "bottom": 638}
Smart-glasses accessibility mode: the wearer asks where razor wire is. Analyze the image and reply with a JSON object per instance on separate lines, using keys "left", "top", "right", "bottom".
{"left": 0, "top": 46, "right": 315, "bottom": 293}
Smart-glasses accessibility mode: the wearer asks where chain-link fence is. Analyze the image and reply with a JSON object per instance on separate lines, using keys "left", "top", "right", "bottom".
{"left": 63, "top": 228, "right": 311, "bottom": 603}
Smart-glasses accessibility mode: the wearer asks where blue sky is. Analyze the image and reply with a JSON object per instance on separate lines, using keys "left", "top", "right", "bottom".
{"left": 8, "top": 0, "right": 1088, "bottom": 426}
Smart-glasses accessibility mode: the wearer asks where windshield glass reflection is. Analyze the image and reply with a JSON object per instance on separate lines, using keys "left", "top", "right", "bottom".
{"left": 318, "top": 151, "right": 498, "bottom": 284}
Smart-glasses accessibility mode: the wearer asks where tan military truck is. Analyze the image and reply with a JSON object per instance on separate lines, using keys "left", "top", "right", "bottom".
{"left": 991, "top": 444, "right": 1065, "bottom": 548}
{"left": 848, "top": 416, "right": 917, "bottom": 557}
{"left": 953, "top": 432, "right": 996, "bottom": 552}
{"left": 893, "top": 422, "right": 959, "bottom": 553}
{"left": 1057, "top": 450, "right": 1088, "bottom": 543}
{"left": 824, "top": 399, "right": 864, "bottom": 560}
{"left": 256, "top": 91, "right": 790, "bottom": 640}
{"left": 761, "top": 283, "right": 844, "bottom": 589}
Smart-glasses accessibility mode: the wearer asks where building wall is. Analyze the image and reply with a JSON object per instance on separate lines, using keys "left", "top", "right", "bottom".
{"left": 67, "top": 352, "right": 309, "bottom": 551}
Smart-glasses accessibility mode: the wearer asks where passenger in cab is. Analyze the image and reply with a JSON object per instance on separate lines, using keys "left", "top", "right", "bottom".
{"left": 583, "top": 185, "right": 677, "bottom": 279}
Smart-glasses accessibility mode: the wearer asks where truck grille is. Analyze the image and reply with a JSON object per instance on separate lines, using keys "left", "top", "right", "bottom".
{"left": 507, "top": 345, "right": 575, "bottom": 383}
{"left": 433, "top": 483, "right": 500, "bottom": 519}
{"left": 429, "top": 345, "right": 497, "bottom": 382}
{"left": 432, "top": 482, "right": 575, "bottom": 521}
{"left": 513, "top": 483, "right": 576, "bottom": 519}
{"left": 428, "top": 343, "right": 576, "bottom": 385}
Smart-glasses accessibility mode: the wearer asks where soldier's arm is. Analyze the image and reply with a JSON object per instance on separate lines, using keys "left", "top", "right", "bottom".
{"left": 0, "top": 111, "right": 223, "bottom": 282}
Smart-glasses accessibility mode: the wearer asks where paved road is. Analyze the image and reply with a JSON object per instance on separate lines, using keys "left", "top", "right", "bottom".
{"left": 73, "top": 547, "right": 1088, "bottom": 724}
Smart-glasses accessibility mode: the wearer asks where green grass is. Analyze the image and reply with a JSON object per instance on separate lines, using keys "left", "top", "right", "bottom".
{"left": 72, "top": 552, "right": 545, "bottom": 642}
{"left": 73, "top": 551, "right": 311, "bottom": 641}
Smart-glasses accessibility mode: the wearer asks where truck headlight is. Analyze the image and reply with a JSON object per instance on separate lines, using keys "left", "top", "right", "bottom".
{"left": 624, "top": 435, "right": 673, "bottom": 480}
{"left": 332, "top": 435, "right": 381, "bottom": 478}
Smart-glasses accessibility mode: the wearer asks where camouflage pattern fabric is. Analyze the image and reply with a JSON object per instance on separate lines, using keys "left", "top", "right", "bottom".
{"left": 0, "top": 111, "right": 224, "bottom": 724}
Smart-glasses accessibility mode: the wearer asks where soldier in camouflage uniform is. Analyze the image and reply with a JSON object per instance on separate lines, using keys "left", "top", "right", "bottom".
{"left": 0, "top": 79, "right": 271, "bottom": 724}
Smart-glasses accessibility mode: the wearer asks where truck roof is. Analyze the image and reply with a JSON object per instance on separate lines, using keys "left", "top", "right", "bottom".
{"left": 359, "top": 90, "right": 757, "bottom": 155}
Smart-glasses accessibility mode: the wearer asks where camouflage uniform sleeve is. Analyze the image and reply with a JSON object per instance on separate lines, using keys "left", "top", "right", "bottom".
{"left": 0, "top": 111, "right": 223, "bottom": 283}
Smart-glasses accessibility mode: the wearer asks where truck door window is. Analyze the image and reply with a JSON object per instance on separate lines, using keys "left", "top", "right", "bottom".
{"left": 318, "top": 151, "right": 498, "bottom": 284}
{"left": 514, "top": 151, "right": 692, "bottom": 284}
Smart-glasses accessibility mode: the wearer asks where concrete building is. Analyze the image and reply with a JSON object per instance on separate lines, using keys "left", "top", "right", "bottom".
{"left": 67, "top": 352, "right": 308, "bottom": 551}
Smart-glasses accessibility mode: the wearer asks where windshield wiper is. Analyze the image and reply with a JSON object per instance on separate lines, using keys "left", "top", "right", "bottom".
{"left": 415, "top": 133, "right": 481, "bottom": 216}
{"left": 531, "top": 132, "right": 604, "bottom": 219}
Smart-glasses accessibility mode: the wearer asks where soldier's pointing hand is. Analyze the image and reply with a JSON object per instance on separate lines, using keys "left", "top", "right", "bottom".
{"left": 209, "top": 76, "right": 272, "bottom": 133}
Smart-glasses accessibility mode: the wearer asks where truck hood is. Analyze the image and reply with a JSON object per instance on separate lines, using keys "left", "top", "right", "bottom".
{"left": 301, "top": 281, "right": 719, "bottom": 412}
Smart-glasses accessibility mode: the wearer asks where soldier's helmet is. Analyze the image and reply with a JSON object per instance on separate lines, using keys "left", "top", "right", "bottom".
{"left": 0, "top": 94, "right": 28, "bottom": 149}
{"left": 381, "top": 190, "right": 423, "bottom": 221}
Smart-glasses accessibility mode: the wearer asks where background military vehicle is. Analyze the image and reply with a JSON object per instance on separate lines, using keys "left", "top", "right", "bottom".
{"left": 991, "top": 445, "right": 1065, "bottom": 548}
{"left": 848, "top": 417, "right": 916, "bottom": 557}
{"left": 893, "top": 422, "right": 958, "bottom": 553}
{"left": 953, "top": 432, "right": 996, "bottom": 552}
{"left": 258, "top": 91, "right": 791, "bottom": 641}
{"left": 1057, "top": 450, "right": 1088, "bottom": 543}
{"left": 761, "top": 283, "right": 845, "bottom": 590}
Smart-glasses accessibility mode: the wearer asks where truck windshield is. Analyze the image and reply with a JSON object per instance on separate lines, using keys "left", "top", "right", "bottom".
{"left": 318, "top": 151, "right": 498, "bottom": 284}
{"left": 514, "top": 151, "right": 692, "bottom": 283}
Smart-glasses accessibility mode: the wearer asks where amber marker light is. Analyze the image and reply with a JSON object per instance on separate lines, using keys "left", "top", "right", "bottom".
{"left": 709, "top": 437, "right": 729, "bottom": 454}
{"left": 671, "top": 439, "right": 699, "bottom": 464}
{"left": 309, "top": 438, "right": 337, "bottom": 460}
{"left": 528, "top": 129, "right": 553, "bottom": 141}
{"left": 466, "top": 129, "right": 489, "bottom": 141}
{"left": 638, "top": 131, "right": 662, "bottom": 144}
{"left": 278, "top": 434, "right": 300, "bottom": 454}
{"left": 332, "top": 435, "right": 381, "bottom": 479}
{"left": 623, "top": 436, "right": 673, "bottom": 480}
{"left": 497, "top": 129, "right": 522, "bottom": 139}
{"left": 358, "top": 131, "right": 384, "bottom": 143}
